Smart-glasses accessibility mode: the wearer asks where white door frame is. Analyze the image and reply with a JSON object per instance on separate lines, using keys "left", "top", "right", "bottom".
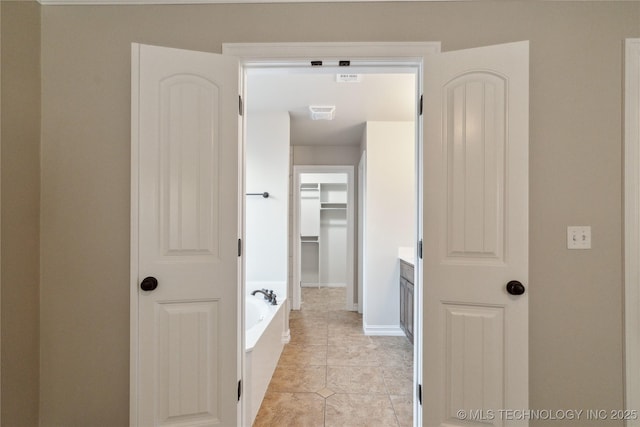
{"left": 223, "top": 41, "right": 439, "bottom": 427}
{"left": 358, "top": 151, "right": 366, "bottom": 314}
{"left": 293, "top": 165, "right": 355, "bottom": 311}
{"left": 625, "top": 38, "right": 640, "bottom": 426}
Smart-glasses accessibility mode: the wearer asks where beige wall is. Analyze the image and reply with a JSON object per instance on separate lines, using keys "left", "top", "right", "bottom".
{"left": 293, "top": 145, "right": 362, "bottom": 166}
{"left": 37, "top": 2, "right": 639, "bottom": 426}
{"left": 1, "top": 1, "right": 40, "bottom": 426}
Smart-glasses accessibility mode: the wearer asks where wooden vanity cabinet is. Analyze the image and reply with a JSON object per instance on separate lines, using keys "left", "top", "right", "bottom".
{"left": 399, "top": 260, "right": 414, "bottom": 344}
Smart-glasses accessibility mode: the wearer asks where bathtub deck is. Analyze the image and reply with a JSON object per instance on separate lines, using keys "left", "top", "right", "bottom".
{"left": 253, "top": 287, "right": 413, "bottom": 427}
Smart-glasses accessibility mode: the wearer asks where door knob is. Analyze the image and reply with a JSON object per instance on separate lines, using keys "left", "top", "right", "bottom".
{"left": 506, "top": 280, "right": 525, "bottom": 296}
{"left": 140, "top": 276, "right": 158, "bottom": 291}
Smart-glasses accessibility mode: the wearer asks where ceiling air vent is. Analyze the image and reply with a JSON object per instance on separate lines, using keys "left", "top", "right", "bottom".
{"left": 336, "top": 73, "right": 362, "bottom": 83}
{"left": 309, "top": 106, "right": 336, "bottom": 121}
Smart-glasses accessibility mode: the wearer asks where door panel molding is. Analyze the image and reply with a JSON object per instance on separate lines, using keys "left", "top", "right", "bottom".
{"left": 443, "top": 72, "right": 506, "bottom": 263}
{"left": 159, "top": 75, "right": 221, "bottom": 257}
{"left": 443, "top": 303, "right": 505, "bottom": 423}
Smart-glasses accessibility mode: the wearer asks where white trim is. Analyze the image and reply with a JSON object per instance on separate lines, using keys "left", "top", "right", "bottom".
{"left": 129, "top": 42, "right": 141, "bottom": 427}
{"left": 300, "top": 283, "right": 346, "bottom": 288}
{"left": 625, "top": 38, "right": 640, "bottom": 427}
{"left": 293, "top": 165, "right": 355, "bottom": 312}
{"left": 292, "top": 169, "right": 302, "bottom": 311}
{"left": 281, "top": 330, "right": 291, "bottom": 344}
{"left": 238, "top": 57, "right": 247, "bottom": 427}
{"left": 414, "top": 48, "right": 425, "bottom": 427}
{"left": 39, "top": 0, "right": 459, "bottom": 5}
{"left": 362, "top": 324, "right": 405, "bottom": 336}
{"left": 357, "top": 151, "right": 366, "bottom": 315}
{"left": 0, "top": 1, "right": 3, "bottom": 417}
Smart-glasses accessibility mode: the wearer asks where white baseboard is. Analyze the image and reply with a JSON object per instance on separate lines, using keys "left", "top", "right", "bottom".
{"left": 300, "top": 283, "right": 346, "bottom": 288}
{"left": 362, "top": 324, "right": 405, "bottom": 336}
{"left": 282, "top": 329, "right": 291, "bottom": 344}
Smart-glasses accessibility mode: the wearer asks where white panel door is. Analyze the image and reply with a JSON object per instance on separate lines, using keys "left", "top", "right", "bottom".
{"left": 423, "top": 41, "right": 529, "bottom": 427}
{"left": 131, "top": 43, "right": 239, "bottom": 427}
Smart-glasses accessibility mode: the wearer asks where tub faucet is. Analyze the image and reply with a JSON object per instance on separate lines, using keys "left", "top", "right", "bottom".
{"left": 251, "top": 289, "right": 277, "bottom": 305}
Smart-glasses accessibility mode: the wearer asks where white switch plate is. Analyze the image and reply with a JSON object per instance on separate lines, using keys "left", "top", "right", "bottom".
{"left": 567, "top": 226, "right": 591, "bottom": 249}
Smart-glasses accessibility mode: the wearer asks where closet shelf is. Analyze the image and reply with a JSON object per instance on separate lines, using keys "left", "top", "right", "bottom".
{"left": 320, "top": 203, "right": 347, "bottom": 210}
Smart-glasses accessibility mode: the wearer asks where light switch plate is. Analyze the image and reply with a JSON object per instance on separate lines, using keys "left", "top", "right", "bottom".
{"left": 567, "top": 226, "right": 591, "bottom": 249}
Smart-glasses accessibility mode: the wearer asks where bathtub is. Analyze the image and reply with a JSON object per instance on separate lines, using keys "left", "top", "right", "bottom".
{"left": 244, "top": 294, "right": 288, "bottom": 426}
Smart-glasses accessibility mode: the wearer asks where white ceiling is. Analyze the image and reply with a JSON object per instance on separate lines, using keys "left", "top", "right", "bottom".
{"left": 246, "top": 70, "right": 417, "bottom": 146}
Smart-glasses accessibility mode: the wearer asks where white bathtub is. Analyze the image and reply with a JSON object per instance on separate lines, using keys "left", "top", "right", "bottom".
{"left": 244, "top": 294, "right": 288, "bottom": 426}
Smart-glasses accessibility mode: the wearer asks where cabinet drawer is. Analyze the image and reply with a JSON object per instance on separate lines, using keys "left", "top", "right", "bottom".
{"left": 400, "top": 261, "right": 414, "bottom": 282}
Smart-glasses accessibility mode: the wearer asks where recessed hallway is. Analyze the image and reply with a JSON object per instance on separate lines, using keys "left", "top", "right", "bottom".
{"left": 253, "top": 287, "right": 413, "bottom": 426}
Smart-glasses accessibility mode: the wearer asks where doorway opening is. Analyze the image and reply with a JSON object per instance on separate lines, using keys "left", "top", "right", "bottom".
{"left": 293, "top": 166, "right": 355, "bottom": 313}
{"left": 230, "top": 44, "right": 439, "bottom": 425}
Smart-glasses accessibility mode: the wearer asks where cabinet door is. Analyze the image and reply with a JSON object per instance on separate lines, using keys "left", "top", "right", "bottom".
{"left": 399, "top": 277, "right": 407, "bottom": 333}
{"left": 406, "top": 281, "right": 414, "bottom": 343}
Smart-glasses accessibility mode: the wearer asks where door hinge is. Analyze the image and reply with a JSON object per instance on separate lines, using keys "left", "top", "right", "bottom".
{"left": 418, "top": 383, "right": 422, "bottom": 405}
{"left": 419, "top": 94, "right": 423, "bottom": 116}
{"left": 238, "top": 379, "right": 242, "bottom": 401}
{"left": 418, "top": 239, "right": 423, "bottom": 260}
{"left": 239, "top": 95, "right": 244, "bottom": 116}
{"left": 238, "top": 238, "right": 242, "bottom": 257}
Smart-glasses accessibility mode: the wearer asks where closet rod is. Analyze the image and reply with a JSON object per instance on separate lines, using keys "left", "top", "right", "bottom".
{"left": 246, "top": 192, "right": 270, "bottom": 198}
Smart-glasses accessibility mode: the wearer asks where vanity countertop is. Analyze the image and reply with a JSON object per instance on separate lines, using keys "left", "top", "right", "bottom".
{"left": 398, "top": 247, "right": 415, "bottom": 266}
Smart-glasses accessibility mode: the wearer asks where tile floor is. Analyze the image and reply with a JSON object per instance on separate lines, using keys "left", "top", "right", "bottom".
{"left": 253, "top": 287, "right": 413, "bottom": 427}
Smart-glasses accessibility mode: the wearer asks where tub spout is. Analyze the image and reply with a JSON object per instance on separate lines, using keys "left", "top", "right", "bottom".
{"left": 251, "top": 289, "right": 277, "bottom": 305}
{"left": 251, "top": 289, "right": 269, "bottom": 299}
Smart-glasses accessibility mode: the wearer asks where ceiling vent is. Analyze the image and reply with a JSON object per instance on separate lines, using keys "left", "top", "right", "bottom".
{"left": 309, "top": 106, "right": 336, "bottom": 121}
{"left": 336, "top": 73, "right": 362, "bottom": 83}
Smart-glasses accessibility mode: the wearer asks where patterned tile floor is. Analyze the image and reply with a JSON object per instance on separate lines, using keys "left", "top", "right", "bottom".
{"left": 253, "top": 287, "right": 413, "bottom": 427}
